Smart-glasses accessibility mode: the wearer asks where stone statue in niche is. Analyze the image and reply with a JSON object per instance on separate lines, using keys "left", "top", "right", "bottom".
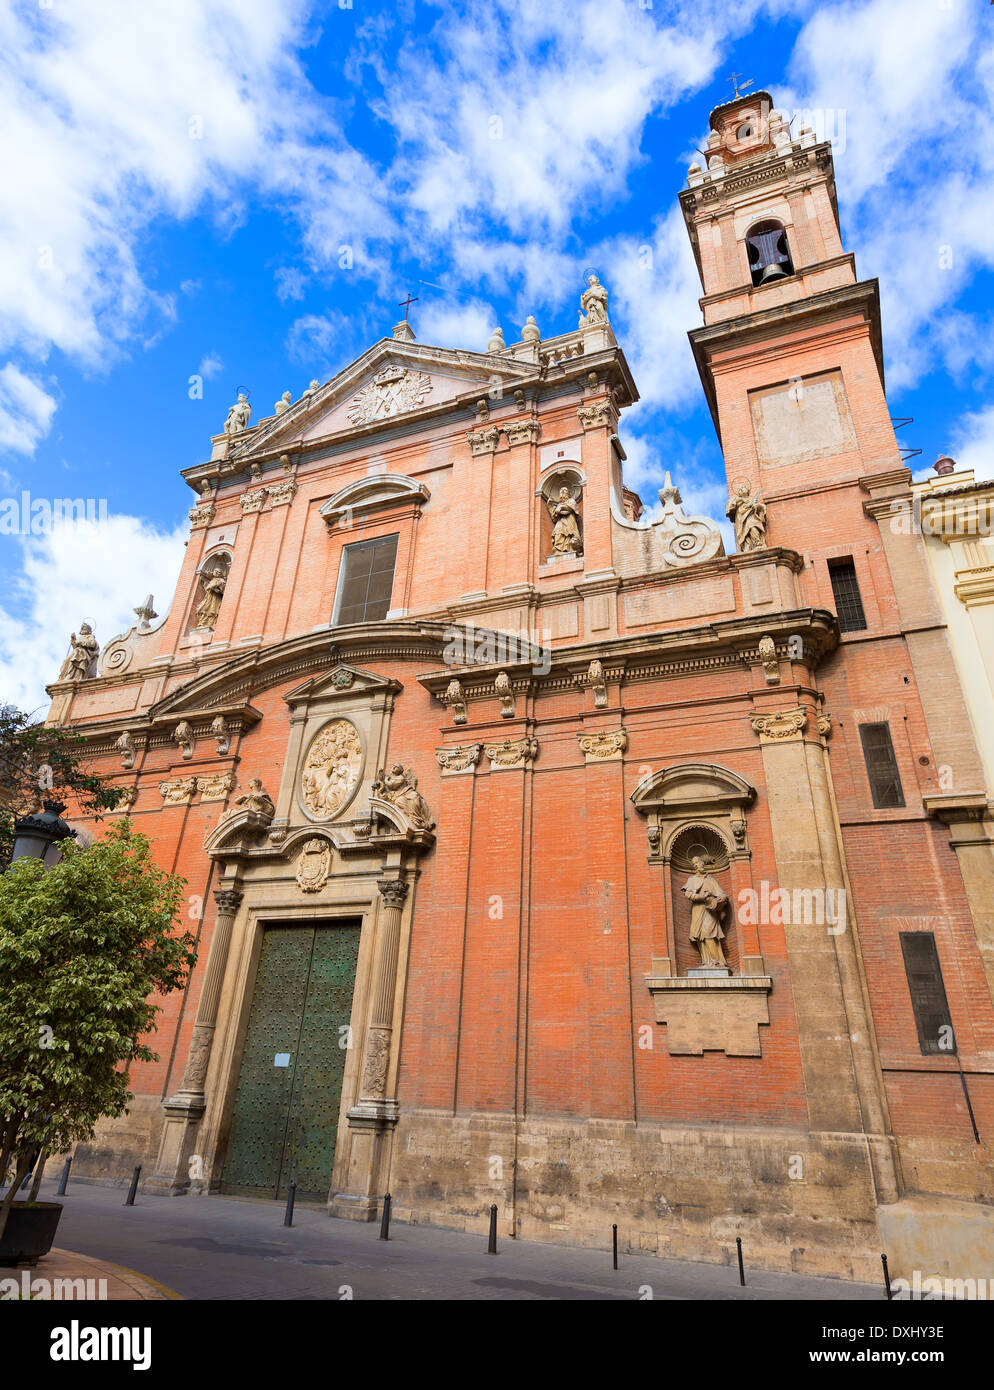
{"left": 725, "top": 481, "right": 768, "bottom": 552}
{"left": 580, "top": 274, "right": 609, "bottom": 326}
{"left": 372, "top": 764, "right": 435, "bottom": 830}
{"left": 682, "top": 855, "right": 729, "bottom": 969}
{"left": 224, "top": 393, "right": 251, "bottom": 434}
{"left": 547, "top": 486, "right": 582, "bottom": 555}
{"left": 194, "top": 565, "right": 227, "bottom": 631}
{"left": 59, "top": 624, "right": 99, "bottom": 681}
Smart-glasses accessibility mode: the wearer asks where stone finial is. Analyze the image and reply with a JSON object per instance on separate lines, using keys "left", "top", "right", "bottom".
{"left": 274, "top": 390, "right": 292, "bottom": 415}
{"left": 306, "top": 379, "right": 320, "bottom": 394}
{"left": 488, "top": 326, "right": 506, "bottom": 353}
{"left": 933, "top": 455, "right": 956, "bottom": 476}
{"left": 521, "top": 316, "right": 540, "bottom": 342}
{"left": 133, "top": 595, "right": 157, "bottom": 630}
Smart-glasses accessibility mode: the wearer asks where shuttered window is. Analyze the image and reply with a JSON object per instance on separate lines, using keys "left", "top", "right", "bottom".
{"left": 900, "top": 932, "right": 954, "bottom": 1056}
{"left": 859, "top": 721, "right": 905, "bottom": 808}
{"left": 828, "top": 557, "right": 867, "bottom": 632}
{"left": 334, "top": 534, "right": 398, "bottom": 625}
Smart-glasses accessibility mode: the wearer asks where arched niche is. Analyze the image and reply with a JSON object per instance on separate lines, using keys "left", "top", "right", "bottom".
{"left": 537, "top": 463, "right": 585, "bottom": 560}
{"left": 745, "top": 218, "right": 794, "bottom": 286}
{"left": 632, "top": 762, "right": 760, "bottom": 979}
{"left": 187, "top": 548, "right": 232, "bottom": 637}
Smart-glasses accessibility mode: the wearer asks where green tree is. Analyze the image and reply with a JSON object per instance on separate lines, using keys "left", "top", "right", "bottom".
{"left": 0, "top": 703, "right": 126, "bottom": 863}
{"left": 0, "top": 819, "right": 195, "bottom": 1238}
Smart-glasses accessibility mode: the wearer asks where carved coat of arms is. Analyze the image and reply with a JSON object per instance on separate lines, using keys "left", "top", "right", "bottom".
{"left": 300, "top": 718, "right": 363, "bottom": 820}
{"left": 347, "top": 365, "right": 432, "bottom": 426}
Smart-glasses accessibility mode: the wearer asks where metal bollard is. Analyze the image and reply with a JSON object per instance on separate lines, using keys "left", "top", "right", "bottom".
{"left": 736, "top": 1236, "right": 745, "bottom": 1286}
{"left": 881, "top": 1253, "right": 892, "bottom": 1301}
{"left": 57, "top": 1157, "right": 72, "bottom": 1196}
{"left": 283, "top": 1180, "right": 296, "bottom": 1228}
{"left": 124, "top": 1166, "right": 141, "bottom": 1206}
{"left": 488, "top": 1204, "right": 498, "bottom": 1255}
{"left": 612, "top": 1224, "right": 618, "bottom": 1270}
{"left": 379, "top": 1192, "right": 391, "bottom": 1241}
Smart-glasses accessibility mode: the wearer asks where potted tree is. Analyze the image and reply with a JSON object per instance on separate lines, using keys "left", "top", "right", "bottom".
{"left": 0, "top": 818, "right": 194, "bottom": 1262}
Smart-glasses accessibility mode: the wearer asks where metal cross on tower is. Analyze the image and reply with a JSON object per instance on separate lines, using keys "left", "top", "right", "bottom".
{"left": 398, "top": 293, "right": 419, "bottom": 321}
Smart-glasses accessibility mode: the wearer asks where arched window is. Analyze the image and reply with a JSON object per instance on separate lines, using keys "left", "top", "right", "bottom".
{"left": 746, "top": 219, "right": 794, "bottom": 287}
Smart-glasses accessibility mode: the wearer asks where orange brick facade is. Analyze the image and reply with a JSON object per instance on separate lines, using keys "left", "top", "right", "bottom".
{"left": 48, "top": 90, "right": 993, "bottom": 1278}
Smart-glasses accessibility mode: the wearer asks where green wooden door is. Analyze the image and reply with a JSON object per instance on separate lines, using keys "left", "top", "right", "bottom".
{"left": 223, "top": 922, "right": 361, "bottom": 1200}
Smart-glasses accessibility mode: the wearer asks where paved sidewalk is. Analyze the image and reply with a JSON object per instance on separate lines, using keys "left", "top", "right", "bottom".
{"left": 36, "top": 1178, "right": 882, "bottom": 1301}
{"left": 4, "top": 1246, "right": 179, "bottom": 1300}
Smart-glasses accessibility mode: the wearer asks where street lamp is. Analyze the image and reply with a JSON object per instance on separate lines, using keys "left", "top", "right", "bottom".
{"left": 8, "top": 800, "right": 76, "bottom": 867}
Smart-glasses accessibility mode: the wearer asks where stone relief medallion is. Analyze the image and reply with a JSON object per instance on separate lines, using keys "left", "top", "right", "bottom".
{"left": 300, "top": 718, "right": 364, "bottom": 821}
{"left": 347, "top": 366, "right": 432, "bottom": 427}
{"left": 295, "top": 838, "right": 332, "bottom": 893}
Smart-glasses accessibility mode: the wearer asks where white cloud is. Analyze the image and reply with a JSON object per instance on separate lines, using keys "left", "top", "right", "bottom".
{"left": 275, "top": 266, "right": 309, "bottom": 303}
{"left": 0, "top": 1, "right": 391, "bottom": 381}
{"left": 416, "top": 297, "right": 495, "bottom": 352}
{"left": 778, "top": 0, "right": 994, "bottom": 390}
{"left": 198, "top": 352, "right": 223, "bottom": 380}
{"left": 0, "top": 514, "right": 187, "bottom": 716}
{"left": 946, "top": 405, "right": 994, "bottom": 482}
{"left": 0, "top": 365, "right": 58, "bottom": 456}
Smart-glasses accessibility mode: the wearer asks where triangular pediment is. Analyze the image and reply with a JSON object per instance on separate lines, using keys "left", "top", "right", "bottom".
{"left": 229, "top": 337, "right": 533, "bottom": 459}
{"left": 284, "top": 663, "right": 400, "bottom": 708}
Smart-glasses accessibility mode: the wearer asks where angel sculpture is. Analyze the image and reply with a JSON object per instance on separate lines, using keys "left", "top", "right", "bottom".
{"left": 373, "top": 763, "right": 435, "bottom": 831}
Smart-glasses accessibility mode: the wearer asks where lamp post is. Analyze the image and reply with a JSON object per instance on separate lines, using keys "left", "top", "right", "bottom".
{"left": 7, "top": 800, "right": 76, "bottom": 868}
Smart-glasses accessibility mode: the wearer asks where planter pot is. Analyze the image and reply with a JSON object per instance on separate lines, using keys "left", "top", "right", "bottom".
{"left": 0, "top": 1202, "right": 64, "bottom": 1266}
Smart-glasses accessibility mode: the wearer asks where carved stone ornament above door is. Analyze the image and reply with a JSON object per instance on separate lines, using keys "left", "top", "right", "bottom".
{"left": 299, "top": 718, "right": 364, "bottom": 821}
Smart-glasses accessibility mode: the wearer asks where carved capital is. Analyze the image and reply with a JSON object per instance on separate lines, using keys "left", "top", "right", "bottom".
{"left": 213, "top": 886, "right": 244, "bottom": 914}
{"left": 377, "top": 878, "right": 409, "bottom": 910}
{"left": 485, "top": 736, "right": 539, "bottom": 770}
{"left": 750, "top": 707, "right": 808, "bottom": 742}
{"left": 196, "top": 771, "right": 235, "bottom": 803}
{"left": 436, "top": 743, "right": 482, "bottom": 774}
{"left": 577, "top": 402, "right": 614, "bottom": 431}
{"left": 504, "top": 419, "right": 540, "bottom": 447}
{"left": 467, "top": 424, "right": 501, "bottom": 456}
{"left": 159, "top": 776, "right": 197, "bottom": 804}
{"left": 188, "top": 503, "right": 216, "bottom": 530}
{"left": 240, "top": 487, "right": 268, "bottom": 514}
{"left": 268, "top": 478, "right": 298, "bottom": 507}
{"left": 578, "top": 727, "right": 627, "bottom": 761}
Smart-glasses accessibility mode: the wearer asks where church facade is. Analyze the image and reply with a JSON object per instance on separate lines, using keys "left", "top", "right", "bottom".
{"left": 48, "top": 90, "right": 994, "bottom": 1281}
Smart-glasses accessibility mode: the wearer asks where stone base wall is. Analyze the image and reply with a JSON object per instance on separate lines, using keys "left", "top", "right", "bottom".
{"left": 70, "top": 1097, "right": 166, "bottom": 1184}
{"left": 387, "top": 1110, "right": 885, "bottom": 1281}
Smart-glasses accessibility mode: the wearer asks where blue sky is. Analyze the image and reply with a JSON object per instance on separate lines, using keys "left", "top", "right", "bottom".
{"left": 1, "top": 0, "right": 992, "bottom": 712}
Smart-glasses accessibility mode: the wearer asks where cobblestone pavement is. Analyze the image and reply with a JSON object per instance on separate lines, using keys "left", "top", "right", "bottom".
{"left": 37, "top": 1179, "right": 881, "bottom": 1301}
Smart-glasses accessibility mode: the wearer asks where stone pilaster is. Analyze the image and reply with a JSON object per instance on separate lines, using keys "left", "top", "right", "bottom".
{"left": 333, "top": 876, "right": 410, "bottom": 1221}
{"left": 144, "top": 884, "right": 243, "bottom": 1194}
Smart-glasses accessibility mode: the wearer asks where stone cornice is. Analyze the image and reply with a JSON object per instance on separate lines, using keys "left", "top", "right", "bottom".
{"left": 688, "top": 279, "right": 885, "bottom": 442}
{"left": 418, "top": 606, "right": 839, "bottom": 706}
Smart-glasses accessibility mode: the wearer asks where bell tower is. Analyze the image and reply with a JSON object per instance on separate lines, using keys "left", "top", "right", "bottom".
{"left": 679, "top": 89, "right": 902, "bottom": 555}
